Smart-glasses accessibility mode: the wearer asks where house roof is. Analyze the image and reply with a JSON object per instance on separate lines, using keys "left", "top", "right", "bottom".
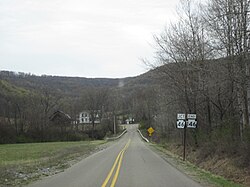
{"left": 49, "top": 110, "right": 71, "bottom": 121}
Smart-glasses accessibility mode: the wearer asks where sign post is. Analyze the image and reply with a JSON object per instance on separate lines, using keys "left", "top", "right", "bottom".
{"left": 177, "top": 113, "right": 197, "bottom": 161}
{"left": 183, "top": 124, "right": 187, "bottom": 161}
{"left": 177, "top": 114, "right": 186, "bottom": 161}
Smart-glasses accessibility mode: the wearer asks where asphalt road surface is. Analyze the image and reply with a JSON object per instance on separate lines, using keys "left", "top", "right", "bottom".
{"left": 28, "top": 124, "right": 202, "bottom": 187}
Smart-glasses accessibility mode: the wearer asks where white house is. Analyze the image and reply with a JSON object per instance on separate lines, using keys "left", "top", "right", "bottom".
{"left": 79, "top": 111, "right": 100, "bottom": 124}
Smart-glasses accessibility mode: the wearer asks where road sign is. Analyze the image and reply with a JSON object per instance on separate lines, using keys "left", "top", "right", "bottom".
{"left": 187, "top": 120, "right": 197, "bottom": 128}
{"left": 176, "top": 113, "right": 197, "bottom": 161}
{"left": 177, "top": 114, "right": 185, "bottom": 120}
{"left": 177, "top": 120, "right": 185, "bottom": 128}
{"left": 187, "top": 114, "right": 197, "bottom": 128}
{"left": 147, "top": 127, "right": 155, "bottom": 136}
{"left": 177, "top": 114, "right": 185, "bottom": 128}
{"left": 187, "top": 114, "right": 196, "bottom": 119}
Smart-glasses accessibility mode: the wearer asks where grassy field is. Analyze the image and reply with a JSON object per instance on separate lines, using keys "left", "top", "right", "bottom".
{"left": 0, "top": 140, "right": 106, "bottom": 186}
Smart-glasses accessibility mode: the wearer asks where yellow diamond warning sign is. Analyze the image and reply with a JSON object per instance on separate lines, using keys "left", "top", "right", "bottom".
{"left": 147, "top": 127, "right": 155, "bottom": 136}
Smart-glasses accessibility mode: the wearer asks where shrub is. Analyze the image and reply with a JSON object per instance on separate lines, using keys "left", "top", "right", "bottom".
{"left": 0, "top": 122, "right": 16, "bottom": 144}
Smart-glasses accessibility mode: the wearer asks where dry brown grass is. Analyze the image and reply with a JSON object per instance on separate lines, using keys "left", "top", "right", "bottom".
{"left": 161, "top": 142, "right": 250, "bottom": 186}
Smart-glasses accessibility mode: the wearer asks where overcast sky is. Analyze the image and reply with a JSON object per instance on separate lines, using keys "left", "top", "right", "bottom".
{"left": 0, "top": 0, "right": 180, "bottom": 78}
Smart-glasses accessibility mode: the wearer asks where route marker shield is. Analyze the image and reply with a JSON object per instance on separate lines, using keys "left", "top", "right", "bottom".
{"left": 177, "top": 114, "right": 186, "bottom": 128}
{"left": 187, "top": 114, "right": 197, "bottom": 128}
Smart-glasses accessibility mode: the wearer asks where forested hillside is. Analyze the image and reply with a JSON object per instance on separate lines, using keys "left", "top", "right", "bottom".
{"left": 0, "top": 70, "right": 157, "bottom": 143}
{"left": 0, "top": 71, "right": 132, "bottom": 97}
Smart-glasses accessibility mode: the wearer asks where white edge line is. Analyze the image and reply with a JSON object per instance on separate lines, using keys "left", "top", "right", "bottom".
{"left": 137, "top": 129, "right": 149, "bottom": 143}
{"left": 106, "top": 129, "right": 127, "bottom": 141}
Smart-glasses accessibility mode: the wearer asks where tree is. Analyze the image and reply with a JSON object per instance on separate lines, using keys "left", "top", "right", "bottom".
{"left": 81, "top": 88, "right": 109, "bottom": 139}
{"left": 37, "top": 89, "right": 60, "bottom": 141}
{"left": 203, "top": 0, "right": 250, "bottom": 138}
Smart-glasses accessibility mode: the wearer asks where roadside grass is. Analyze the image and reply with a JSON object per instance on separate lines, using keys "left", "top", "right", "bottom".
{"left": 0, "top": 140, "right": 106, "bottom": 186}
{"left": 150, "top": 143, "right": 243, "bottom": 187}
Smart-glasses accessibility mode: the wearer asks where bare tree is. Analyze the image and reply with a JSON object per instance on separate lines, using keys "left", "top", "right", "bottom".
{"left": 203, "top": 0, "right": 250, "bottom": 138}
{"left": 81, "top": 88, "right": 109, "bottom": 139}
{"left": 39, "top": 89, "right": 60, "bottom": 141}
{"left": 153, "top": 0, "right": 213, "bottom": 116}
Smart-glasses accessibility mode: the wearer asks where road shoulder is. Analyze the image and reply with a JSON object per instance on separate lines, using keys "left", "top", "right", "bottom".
{"left": 146, "top": 143, "right": 243, "bottom": 187}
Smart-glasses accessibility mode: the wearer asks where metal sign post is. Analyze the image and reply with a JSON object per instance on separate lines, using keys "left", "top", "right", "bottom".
{"left": 177, "top": 113, "right": 197, "bottom": 161}
{"left": 183, "top": 124, "right": 187, "bottom": 161}
{"left": 177, "top": 114, "right": 186, "bottom": 161}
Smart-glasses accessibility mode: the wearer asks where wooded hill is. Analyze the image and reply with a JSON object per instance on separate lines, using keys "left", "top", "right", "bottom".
{"left": 0, "top": 71, "right": 129, "bottom": 97}
{"left": 0, "top": 70, "right": 156, "bottom": 96}
{"left": 0, "top": 69, "right": 157, "bottom": 142}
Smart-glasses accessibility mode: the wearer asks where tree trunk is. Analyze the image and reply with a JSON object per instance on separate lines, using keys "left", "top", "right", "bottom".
{"left": 207, "top": 96, "right": 212, "bottom": 136}
{"left": 242, "top": 85, "right": 249, "bottom": 129}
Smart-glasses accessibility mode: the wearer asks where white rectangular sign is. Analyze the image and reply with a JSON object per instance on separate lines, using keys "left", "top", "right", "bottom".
{"left": 177, "top": 114, "right": 185, "bottom": 120}
{"left": 187, "top": 114, "right": 196, "bottom": 119}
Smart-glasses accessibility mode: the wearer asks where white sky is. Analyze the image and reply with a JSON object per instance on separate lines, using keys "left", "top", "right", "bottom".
{"left": 0, "top": 0, "right": 179, "bottom": 78}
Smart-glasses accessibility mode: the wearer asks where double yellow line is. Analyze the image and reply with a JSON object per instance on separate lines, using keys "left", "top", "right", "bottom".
{"left": 101, "top": 139, "right": 131, "bottom": 187}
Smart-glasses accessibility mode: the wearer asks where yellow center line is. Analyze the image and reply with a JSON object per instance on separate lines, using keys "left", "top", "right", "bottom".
{"left": 101, "top": 151, "right": 123, "bottom": 187}
{"left": 101, "top": 139, "right": 131, "bottom": 187}
{"left": 110, "top": 139, "right": 131, "bottom": 187}
{"left": 110, "top": 149, "right": 125, "bottom": 187}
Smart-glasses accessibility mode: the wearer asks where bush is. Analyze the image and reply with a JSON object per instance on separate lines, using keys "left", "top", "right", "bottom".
{"left": 0, "top": 123, "right": 16, "bottom": 144}
{"left": 139, "top": 121, "right": 147, "bottom": 130}
{"left": 66, "top": 132, "right": 89, "bottom": 141}
{"left": 85, "top": 129, "right": 106, "bottom": 140}
{"left": 16, "top": 134, "right": 34, "bottom": 143}
{"left": 239, "top": 128, "right": 250, "bottom": 167}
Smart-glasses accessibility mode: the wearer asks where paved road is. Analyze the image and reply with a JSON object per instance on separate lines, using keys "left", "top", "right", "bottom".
{"left": 28, "top": 124, "right": 202, "bottom": 187}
